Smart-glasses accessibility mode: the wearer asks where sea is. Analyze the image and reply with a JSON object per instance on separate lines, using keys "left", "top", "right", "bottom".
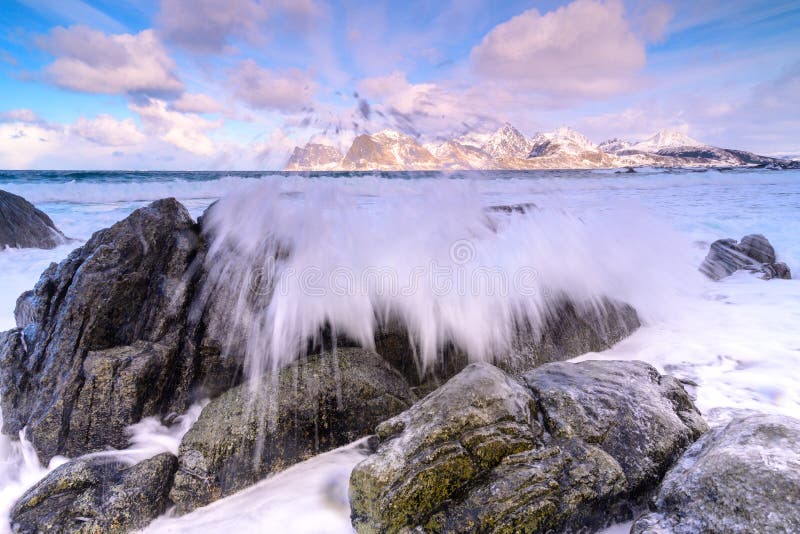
{"left": 1, "top": 168, "right": 799, "bottom": 533}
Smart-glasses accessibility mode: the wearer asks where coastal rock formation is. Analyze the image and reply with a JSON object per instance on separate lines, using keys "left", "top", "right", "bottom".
{"left": 170, "top": 348, "right": 416, "bottom": 514}
{"left": 700, "top": 234, "right": 791, "bottom": 280}
{"left": 0, "top": 189, "right": 69, "bottom": 249}
{"left": 10, "top": 453, "right": 177, "bottom": 533}
{"left": 0, "top": 199, "right": 233, "bottom": 463}
{"left": 349, "top": 360, "right": 706, "bottom": 533}
{"left": 632, "top": 412, "right": 800, "bottom": 533}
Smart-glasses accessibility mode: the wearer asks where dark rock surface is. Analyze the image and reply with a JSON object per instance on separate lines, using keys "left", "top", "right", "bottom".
{"left": 632, "top": 412, "right": 800, "bottom": 534}
{"left": 0, "top": 199, "right": 241, "bottom": 463}
{"left": 10, "top": 453, "right": 177, "bottom": 534}
{"left": 375, "top": 297, "right": 641, "bottom": 393}
{"left": 349, "top": 360, "right": 706, "bottom": 533}
{"left": 700, "top": 234, "right": 791, "bottom": 280}
{"left": 170, "top": 348, "right": 416, "bottom": 514}
{"left": 0, "top": 189, "right": 69, "bottom": 249}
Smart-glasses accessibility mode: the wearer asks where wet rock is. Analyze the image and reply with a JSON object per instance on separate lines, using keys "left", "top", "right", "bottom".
{"left": 738, "top": 233, "right": 776, "bottom": 264}
{"left": 10, "top": 453, "right": 177, "bottom": 534}
{"left": 502, "top": 298, "right": 641, "bottom": 374}
{"left": 0, "top": 199, "right": 229, "bottom": 463}
{"left": 522, "top": 360, "right": 708, "bottom": 492}
{"left": 375, "top": 297, "right": 641, "bottom": 393}
{"left": 170, "top": 348, "right": 416, "bottom": 514}
{"left": 0, "top": 189, "right": 70, "bottom": 249}
{"left": 349, "top": 360, "right": 706, "bottom": 533}
{"left": 632, "top": 412, "right": 800, "bottom": 534}
{"left": 700, "top": 234, "right": 791, "bottom": 280}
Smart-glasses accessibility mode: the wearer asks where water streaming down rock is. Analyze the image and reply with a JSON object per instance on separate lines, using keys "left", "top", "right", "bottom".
{"left": 198, "top": 179, "right": 687, "bottom": 389}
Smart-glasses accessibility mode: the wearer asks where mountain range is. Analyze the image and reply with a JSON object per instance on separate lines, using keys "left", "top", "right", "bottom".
{"left": 285, "top": 124, "right": 799, "bottom": 171}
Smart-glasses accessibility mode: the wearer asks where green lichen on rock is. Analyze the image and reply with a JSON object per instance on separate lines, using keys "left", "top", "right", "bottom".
{"left": 170, "top": 348, "right": 416, "bottom": 514}
{"left": 10, "top": 453, "right": 177, "bottom": 534}
{"left": 349, "top": 360, "right": 707, "bottom": 533}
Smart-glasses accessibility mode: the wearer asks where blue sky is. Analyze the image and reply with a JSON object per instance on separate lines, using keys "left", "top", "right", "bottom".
{"left": 0, "top": 0, "right": 798, "bottom": 169}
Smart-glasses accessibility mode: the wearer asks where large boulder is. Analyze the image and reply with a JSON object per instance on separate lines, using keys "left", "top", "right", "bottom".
{"left": 0, "top": 189, "right": 69, "bottom": 249}
{"left": 170, "top": 348, "right": 416, "bottom": 514}
{"left": 375, "top": 297, "right": 641, "bottom": 392}
{"left": 632, "top": 412, "right": 800, "bottom": 533}
{"left": 10, "top": 453, "right": 177, "bottom": 533}
{"left": 700, "top": 234, "right": 791, "bottom": 280}
{"left": 349, "top": 360, "right": 706, "bottom": 533}
{"left": 0, "top": 199, "right": 240, "bottom": 463}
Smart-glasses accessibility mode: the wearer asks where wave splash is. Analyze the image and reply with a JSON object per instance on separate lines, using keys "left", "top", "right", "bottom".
{"left": 199, "top": 178, "right": 699, "bottom": 383}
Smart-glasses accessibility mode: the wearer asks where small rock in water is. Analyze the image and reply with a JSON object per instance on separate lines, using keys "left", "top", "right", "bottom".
{"left": 0, "top": 189, "right": 70, "bottom": 249}
{"left": 632, "top": 412, "right": 800, "bottom": 533}
{"left": 699, "top": 234, "right": 791, "bottom": 280}
{"left": 10, "top": 453, "right": 177, "bottom": 533}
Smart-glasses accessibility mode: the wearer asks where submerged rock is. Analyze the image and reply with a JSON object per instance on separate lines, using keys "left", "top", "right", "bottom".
{"left": 10, "top": 453, "right": 177, "bottom": 534}
{"left": 0, "top": 189, "right": 70, "bottom": 249}
{"left": 632, "top": 412, "right": 800, "bottom": 533}
{"left": 349, "top": 360, "right": 706, "bottom": 533}
{"left": 700, "top": 234, "right": 791, "bottom": 280}
{"left": 170, "top": 348, "right": 416, "bottom": 514}
{"left": 0, "top": 199, "right": 231, "bottom": 463}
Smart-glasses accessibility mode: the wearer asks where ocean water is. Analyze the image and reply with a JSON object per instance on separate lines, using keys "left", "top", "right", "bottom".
{"left": 1, "top": 168, "right": 799, "bottom": 532}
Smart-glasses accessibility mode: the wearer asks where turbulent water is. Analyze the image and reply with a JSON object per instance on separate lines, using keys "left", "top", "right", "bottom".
{"left": 1, "top": 168, "right": 799, "bottom": 532}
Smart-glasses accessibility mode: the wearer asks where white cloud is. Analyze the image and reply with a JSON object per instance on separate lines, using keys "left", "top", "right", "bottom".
{"left": 0, "top": 122, "right": 60, "bottom": 168}
{"left": 470, "top": 0, "right": 646, "bottom": 98}
{"left": 172, "top": 93, "right": 224, "bottom": 113}
{"left": 632, "top": 2, "right": 674, "bottom": 42}
{"left": 71, "top": 114, "right": 146, "bottom": 146}
{"left": 358, "top": 71, "right": 441, "bottom": 115}
{"left": 229, "top": 60, "right": 315, "bottom": 111}
{"left": 0, "top": 109, "right": 42, "bottom": 123}
{"left": 131, "top": 99, "right": 221, "bottom": 155}
{"left": 356, "top": 71, "right": 520, "bottom": 138}
{"left": 41, "top": 26, "right": 183, "bottom": 96}
{"left": 158, "top": 0, "right": 323, "bottom": 53}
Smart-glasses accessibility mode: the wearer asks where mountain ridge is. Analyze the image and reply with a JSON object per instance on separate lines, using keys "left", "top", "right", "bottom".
{"left": 286, "top": 126, "right": 799, "bottom": 171}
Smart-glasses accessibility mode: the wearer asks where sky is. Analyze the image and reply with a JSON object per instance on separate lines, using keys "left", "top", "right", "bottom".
{"left": 0, "top": 0, "right": 798, "bottom": 170}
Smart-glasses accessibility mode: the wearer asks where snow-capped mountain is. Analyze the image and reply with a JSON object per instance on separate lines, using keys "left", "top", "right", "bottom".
{"left": 284, "top": 125, "right": 798, "bottom": 171}
{"left": 630, "top": 129, "right": 703, "bottom": 152}
{"left": 526, "top": 127, "right": 616, "bottom": 168}
{"left": 285, "top": 143, "right": 343, "bottom": 171}
{"left": 423, "top": 140, "right": 495, "bottom": 170}
{"left": 479, "top": 124, "right": 532, "bottom": 160}
{"left": 529, "top": 127, "right": 597, "bottom": 156}
{"left": 597, "top": 138, "right": 632, "bottom": 154}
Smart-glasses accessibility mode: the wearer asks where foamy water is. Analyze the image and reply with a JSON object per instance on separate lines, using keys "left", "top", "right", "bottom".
{"left": 1, "top": 169, "right": 799, "bottom": 532}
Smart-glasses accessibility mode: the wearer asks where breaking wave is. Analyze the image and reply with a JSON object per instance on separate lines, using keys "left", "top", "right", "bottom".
{"left": 199, "top": 178, "right": 700, "bottom": 382}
